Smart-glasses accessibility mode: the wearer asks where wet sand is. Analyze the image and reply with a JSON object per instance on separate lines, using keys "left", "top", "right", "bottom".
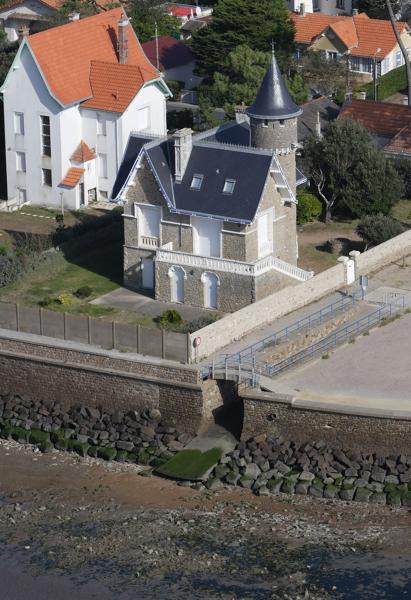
{"left": 0, "top": 440, "right": 410, "bottom": 599}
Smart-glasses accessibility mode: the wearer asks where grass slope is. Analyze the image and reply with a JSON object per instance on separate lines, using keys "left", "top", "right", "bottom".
{"left": 156, "top": 448, "right": 222, "bottom": 481}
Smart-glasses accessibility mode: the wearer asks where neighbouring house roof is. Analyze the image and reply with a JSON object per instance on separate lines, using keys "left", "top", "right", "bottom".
{"left": 246, "top": 50, "right": 302, "bottom": 120}
{"left": 142, "top": 35, "right": 194, "bottom": 71}
{"left": 0, "top": 0, "right": 116, "bottom": 12}
{"left": 298, "top": 96, "right": 340, "bottom": 142}
{"left": 70, "top": 140, "right": 96, "bottom": 163}
{"left": 26, "top": 8, "right": 160, "bottom": 109}
{"left": 339, "top": 98, "right": 411, "bottom": 155}
{"left": 291, "top": 11, "right": 408, "bottom": 58}
{"left": 166, "top": 4, "right": 195, "bottom": 18}
{"left": 111, "top": 129, "right": 296, "bottom": 223}
{"left": 180, "top": 19, "right": 207, "bottom": 33}
{"left": 60, "top": 167, "right": 84, "bottom": 187}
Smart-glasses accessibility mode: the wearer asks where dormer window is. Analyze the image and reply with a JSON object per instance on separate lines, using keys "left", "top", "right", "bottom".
{"left": 190, "top": 174, "right": 204, "bottom": 191}
{"left": 223, "top": 179, "right": 236, "bottom": 194}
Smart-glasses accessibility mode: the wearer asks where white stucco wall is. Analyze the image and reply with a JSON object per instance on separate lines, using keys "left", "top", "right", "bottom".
{"left": 2, "top": 42, "right": 168, "bottom": 210}
{"left": 289, "top": 0, "right": 352, "bottom": 15}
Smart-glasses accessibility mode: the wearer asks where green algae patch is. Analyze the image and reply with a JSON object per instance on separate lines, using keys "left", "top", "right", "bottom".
{"left": 156, "top": 448, "right": 222, "bottom": 481}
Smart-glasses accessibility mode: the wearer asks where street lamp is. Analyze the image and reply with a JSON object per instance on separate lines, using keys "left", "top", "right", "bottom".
{"left": 373, "top": 47, "right": 381, "bottom": 101}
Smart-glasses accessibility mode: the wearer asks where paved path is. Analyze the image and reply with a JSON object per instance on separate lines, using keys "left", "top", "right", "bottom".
{"left": 273, "top": 312, "right": 411, "bottom": 411}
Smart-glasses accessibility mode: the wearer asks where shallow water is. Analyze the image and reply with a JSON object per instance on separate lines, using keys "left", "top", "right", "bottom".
{"left": 1, "top": 543, "right": 411, "bottom": 599}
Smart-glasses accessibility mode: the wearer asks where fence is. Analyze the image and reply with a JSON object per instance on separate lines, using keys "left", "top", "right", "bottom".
{"left": 205, "top": 301, "right": 402, "bottom": 387}
{"left": 0, "top": 302, "right": 190, "bottom": 363}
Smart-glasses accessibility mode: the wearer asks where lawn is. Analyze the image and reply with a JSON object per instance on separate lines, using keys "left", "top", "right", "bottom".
{"left": 391, "top": 200, "right": 411, "bottom": 226}
{"left": 297, "top": 219, "right": 362, "bottom": 273}
{"left": 0, "top": 238, "right": 156, "bottom": 325}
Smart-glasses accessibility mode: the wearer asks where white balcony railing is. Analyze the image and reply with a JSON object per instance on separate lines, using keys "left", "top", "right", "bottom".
{"left": 140, "top": 235, "right": 159, "bottom": 249}
{"left": 156, "top": 249, "right": 314, "bottom": 281}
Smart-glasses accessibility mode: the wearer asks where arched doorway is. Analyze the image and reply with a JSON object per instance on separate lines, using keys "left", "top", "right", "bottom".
{"left": 202, "top": 272, "right": 219, "bottom": 309}
{"left": 169, "top": 266, "right": 185, "bottom": 303}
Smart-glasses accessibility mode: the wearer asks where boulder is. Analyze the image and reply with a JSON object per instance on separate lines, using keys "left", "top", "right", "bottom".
{"left": 243, "top": 463, "right": 261, "bottom": 481}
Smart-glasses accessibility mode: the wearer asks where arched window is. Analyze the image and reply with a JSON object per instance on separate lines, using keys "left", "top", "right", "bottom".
{"left": 168, "top": 266, "right": 186, "bottom": 303}
{"left": 201, "top": 272, "right": 219, "bottom": 309}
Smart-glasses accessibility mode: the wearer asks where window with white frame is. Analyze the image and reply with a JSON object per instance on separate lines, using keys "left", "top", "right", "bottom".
{"left": 40, "top": 115, "right": 51, "bottom": 156}
{"left": 257, "top": 210, "right": 273, "bottom": 257}
{"left": 98, "top": 153, "right": 107, "bottom": 178}
{"left": 97, "top": 113, "right": 107, "bottom": 135}
{"left": 396, "top": 51, "right": 402, "bottom": 67}
{"left": 222, "top": 179, "right": 236, "bottom": 194}
{"left": 14, "top": 112, "right": 24, "bottom": 135}
{"left": 16, "top": 151, "right": 26, "bottom": 172}
{"left": 190, "top": 174, "right": 204, "bottom": 191}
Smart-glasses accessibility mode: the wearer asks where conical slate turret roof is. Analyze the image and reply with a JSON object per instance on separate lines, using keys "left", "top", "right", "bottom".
{"left": 246, "top": 49, "right": 302, "bottom": 120}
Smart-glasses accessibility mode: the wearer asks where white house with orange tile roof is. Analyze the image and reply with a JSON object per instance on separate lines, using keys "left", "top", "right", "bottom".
{"left": 292, "top": 10, "right": 411, "bottom": 78}
{"left": 0, "top": 8, "right": 170, "bottom": 210}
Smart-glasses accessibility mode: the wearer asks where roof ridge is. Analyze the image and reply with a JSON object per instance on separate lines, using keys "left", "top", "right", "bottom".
{"left": 195, "top": 139, "right": 273, "bottom": 156}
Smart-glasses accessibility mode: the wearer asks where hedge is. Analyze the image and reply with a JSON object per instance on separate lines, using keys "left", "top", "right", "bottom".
{"left": 356, "top": 64, "right": 407, "bottom": 101}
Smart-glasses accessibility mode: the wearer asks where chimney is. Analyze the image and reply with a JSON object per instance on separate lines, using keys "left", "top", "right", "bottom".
{"left": 300, "top": 2, "right": 306, "bottom": 16}
{"left": 173, "top": 128, "right": 192, "bottom": 183}
{"left": 402, "top": 96, "right": 408, "bottom": 105}
{"left": 352, "top": 8, "right": 359, "bottom": 15}
{"left": 359, "top": 91, "right": 367, "bottom": 100}
{"left": 68, "top": 11, "right": 80, "bottom": 22}
{"left": 117, "top": 13, "right": 129, "bottom": 65}
{"left": 315, "top": 111, "right": 322, "bottom": 138}
{"left": 18, "top": 24, "right": 29, "bottom": 44}
{"left": 345, "top": 91, "right": 353, "bottom": 104}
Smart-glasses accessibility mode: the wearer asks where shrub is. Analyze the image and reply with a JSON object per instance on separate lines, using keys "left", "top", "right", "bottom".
{"left": 74, "top": 285, "right": 93, "bottom": 299}
{"left": 67, "top": 440, "right": 90, "bottom": 457}
{"left": 0, "top": 253, "right": 23, "bottom": 287}
{"left": 55, "top": 293, "right": 75, "bottom": 306}
{"left": 166, "top": 79, "right": 184, "bottom": 101}
{"left": 356, "top": 64, "right": 407, "bottom": 101}
{"left": 356, "top": 214, "right": 404, "bottom": 248}
{"left": 88, "top": 446, "right": 98, "bottom": 458}
{"left": 182, "top": 313, "right": 221, "bottom": 333}
{"left": 0, "top": 245, "right": 7, "bottom": 256}
{"left": 297, "top": 192, "right": 322, "bottom": 225}
{"left": 39, "top": 296, "right": 55, "bottom": 307}
{"left": 39, "top": 441, "right": 54, "bottom": 453}
{"left": 391, "top": 157, "right": 411, "bottom": 199}
{"left": 158, "top": 309, "right": 183, "bottom": 327}
{"left": 11, "top": 427, "right": 29, "bottom": 442}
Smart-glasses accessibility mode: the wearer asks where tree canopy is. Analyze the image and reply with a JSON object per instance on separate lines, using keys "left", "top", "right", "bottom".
{"left": 303, "top": 118, "right": 403, "bottom": 222}
{"left": 356, "top": 0, "right": 403, "bottom": 18}
{"left": 128, "top": 0, "right": 180, "bottom": 43}
{"left": 191, "top": 0, "right": 295, "bottom": 78}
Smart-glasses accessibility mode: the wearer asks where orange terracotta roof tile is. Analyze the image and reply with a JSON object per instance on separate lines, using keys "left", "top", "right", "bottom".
{"left": 27, "top": 8, "right": 159, "bottom": 108}
{"left": 292, "top": 11, "right": 408, "bottom": 58}
{"left": 60, "top": 167, "right": 85, "bottom": 187}
{"left": 70, "top": 140, "right": 96, "bottom": 162}
{"left": 339, "top": 99, "right": 411, "bottom": 138}
{"left": 384, "top": 125, "right": 411, "bottom": 154}
{"left": 81, "top": 60, "right": 153, "bottom": 112}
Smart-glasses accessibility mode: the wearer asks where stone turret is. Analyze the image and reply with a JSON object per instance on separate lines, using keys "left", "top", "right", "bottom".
{"left": 246, "top": 49, "right": 302, "bottom": 195}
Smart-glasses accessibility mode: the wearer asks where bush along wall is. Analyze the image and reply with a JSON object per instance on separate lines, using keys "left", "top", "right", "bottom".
{"left": 202, "top": 434, "right": 411, "bottom": 508}
{"left": 0, "top": 393, "right": 193, "bottom": 467}
{"left": 356, "top": 64, "right": 407, "bottom": 101}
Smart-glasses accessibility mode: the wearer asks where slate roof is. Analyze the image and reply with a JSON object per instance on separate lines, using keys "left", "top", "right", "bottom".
{"left": 111, "top": 130, "right": 296, "bottom": 223}
{"left": 298, "top": 96, "right": 340, "bottom": 142}
{"left": 246, "top": 51, "right": 302, "bottom": 120}
{"left": 142, "top": 35, "right": 194, "bottom": 71}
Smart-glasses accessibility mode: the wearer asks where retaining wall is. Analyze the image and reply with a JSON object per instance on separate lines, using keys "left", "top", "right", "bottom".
{"left": 191, "top": 229, "right": 411, "bottom": 361}
{"left": 0, "top": 331, "right": 216, "bottom": 436}
{"left": 241, "top": 390, "right": 411, "bottom": 455}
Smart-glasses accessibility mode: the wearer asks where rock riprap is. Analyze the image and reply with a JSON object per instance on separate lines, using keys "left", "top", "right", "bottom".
{"left": 0, "top": 393, "right": 192, "bottom": 467}
{"left": 205, "top": 435, "right": 411, "bottom": 507}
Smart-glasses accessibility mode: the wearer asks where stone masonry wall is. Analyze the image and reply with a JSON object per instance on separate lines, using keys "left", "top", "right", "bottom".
{"left": 241, "top": 391, "right": 411, "bottom": 455}
{"left": 0, "top": 334, "right": 207, "bottom": 435}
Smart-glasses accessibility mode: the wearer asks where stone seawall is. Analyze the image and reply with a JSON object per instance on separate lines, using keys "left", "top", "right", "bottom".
{"left": 241, "top": 390, "right": 411, "bottom": 455}
{"left": 0, "top": 332, "right": 215, "bottom": 436}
